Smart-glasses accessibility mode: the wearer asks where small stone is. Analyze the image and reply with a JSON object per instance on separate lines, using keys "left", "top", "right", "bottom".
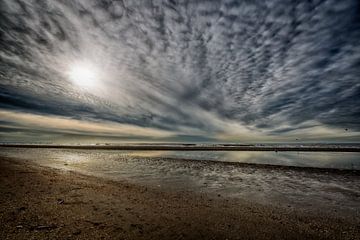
{"left": 18, "top": 207, "right": 26, "bottom": 212}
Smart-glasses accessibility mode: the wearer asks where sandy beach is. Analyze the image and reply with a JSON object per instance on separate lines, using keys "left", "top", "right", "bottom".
{"left": 1, "top": 156, "right": 359, "bottom": 240}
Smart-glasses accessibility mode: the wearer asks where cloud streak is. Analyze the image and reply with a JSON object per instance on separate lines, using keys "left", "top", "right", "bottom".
{"left": 0, "top": 109, "right": 174, "bottom": 141}
{"left": 0, "top": 0, "right": 359, "bottom": 142}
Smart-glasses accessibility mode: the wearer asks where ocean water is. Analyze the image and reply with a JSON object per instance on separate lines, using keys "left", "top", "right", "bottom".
{"left": 1, "top": 147, "right": 359, "bottom": 215}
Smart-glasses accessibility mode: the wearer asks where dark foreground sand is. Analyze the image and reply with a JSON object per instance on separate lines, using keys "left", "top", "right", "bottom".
{"left": 0, "top": 157, "right": 359, "bottom": 240}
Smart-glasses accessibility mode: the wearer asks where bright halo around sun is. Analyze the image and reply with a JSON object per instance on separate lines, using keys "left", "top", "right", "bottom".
{"left": 68, "top": 62, "right": 98, "bottom": 89}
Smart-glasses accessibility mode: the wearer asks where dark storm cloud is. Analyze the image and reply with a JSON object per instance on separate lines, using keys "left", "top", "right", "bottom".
{"left": 0, "top": 0, "right": 360, "bottom": 141}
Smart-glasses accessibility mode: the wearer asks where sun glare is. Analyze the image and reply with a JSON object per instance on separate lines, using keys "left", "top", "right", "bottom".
{"left": 68, "top": 63, "right": 98, "bottom": 89}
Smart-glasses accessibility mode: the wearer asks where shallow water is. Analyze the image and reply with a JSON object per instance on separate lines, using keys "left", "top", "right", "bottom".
{"left": 3, "top": 147, "right": 358, "bottom": 169}
{"left": 1, "top": 148, "right": 359, "bottom": 216}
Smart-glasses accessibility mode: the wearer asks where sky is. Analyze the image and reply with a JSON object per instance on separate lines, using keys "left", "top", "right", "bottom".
{"left": 0, "top": 0, "right": 360, "bottom": 143}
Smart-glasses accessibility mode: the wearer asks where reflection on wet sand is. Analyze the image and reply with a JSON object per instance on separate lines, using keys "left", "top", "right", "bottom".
{"left": 0, "top": 147, "right": 359, "bottom": 218}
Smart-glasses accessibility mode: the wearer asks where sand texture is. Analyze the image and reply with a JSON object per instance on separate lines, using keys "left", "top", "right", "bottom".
{"left": 0, "top": 157, "right": 359, "bottom": 240}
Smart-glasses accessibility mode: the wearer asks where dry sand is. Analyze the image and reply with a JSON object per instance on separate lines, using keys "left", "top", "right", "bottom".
{"left": 0, "top": 157, "right": 359, "bottom": 240}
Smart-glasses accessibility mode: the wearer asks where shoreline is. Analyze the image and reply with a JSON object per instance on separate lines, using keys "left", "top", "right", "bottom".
{"left": 127, "top": 155, "right": 360, "bottom": 174}
{"left": 1, "top": 144, "right": 360, "bottom": 152}
{"left": 1, "top": 157, "right": 359, "bottom": 239}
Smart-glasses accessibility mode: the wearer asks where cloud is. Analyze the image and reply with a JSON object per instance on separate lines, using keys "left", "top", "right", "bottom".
{"left": 0, "top": 109, "right": 174, "bottom": 139}
{"left": 0, "top": 0, "right": 359, "bottom": 142}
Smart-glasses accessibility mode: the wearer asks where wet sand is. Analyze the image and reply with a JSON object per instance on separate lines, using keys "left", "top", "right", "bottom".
{"left": 0, "top": 157, "right": 359, "bottom": 240}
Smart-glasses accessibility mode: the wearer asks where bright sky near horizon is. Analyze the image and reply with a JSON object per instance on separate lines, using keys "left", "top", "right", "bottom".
{"left": 0, "top": 0, "right": 359, "bottom": 143}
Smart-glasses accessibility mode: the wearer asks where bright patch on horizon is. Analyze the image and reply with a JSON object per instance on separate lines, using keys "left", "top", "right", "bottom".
{"left": 68, "top": 62, "right": 98, "bottom": 89}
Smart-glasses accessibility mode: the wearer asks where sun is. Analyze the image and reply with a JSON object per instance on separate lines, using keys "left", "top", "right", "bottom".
{"left": 68, "top": 62, "right": 98, "bottom": 89}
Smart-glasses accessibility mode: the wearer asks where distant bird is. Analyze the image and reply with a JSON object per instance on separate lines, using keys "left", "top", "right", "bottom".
{"left": 345, "top": 128, "right": 348, "bottom": 131}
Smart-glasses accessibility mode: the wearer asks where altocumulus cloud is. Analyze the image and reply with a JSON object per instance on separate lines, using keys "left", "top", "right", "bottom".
{"left": 0, "top": 0, "right": 359, "bottom": 142}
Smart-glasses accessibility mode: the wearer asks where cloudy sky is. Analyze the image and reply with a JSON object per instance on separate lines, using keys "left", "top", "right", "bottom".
{"left": 0, "top": 0, "right": 359, "bottom": 143}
